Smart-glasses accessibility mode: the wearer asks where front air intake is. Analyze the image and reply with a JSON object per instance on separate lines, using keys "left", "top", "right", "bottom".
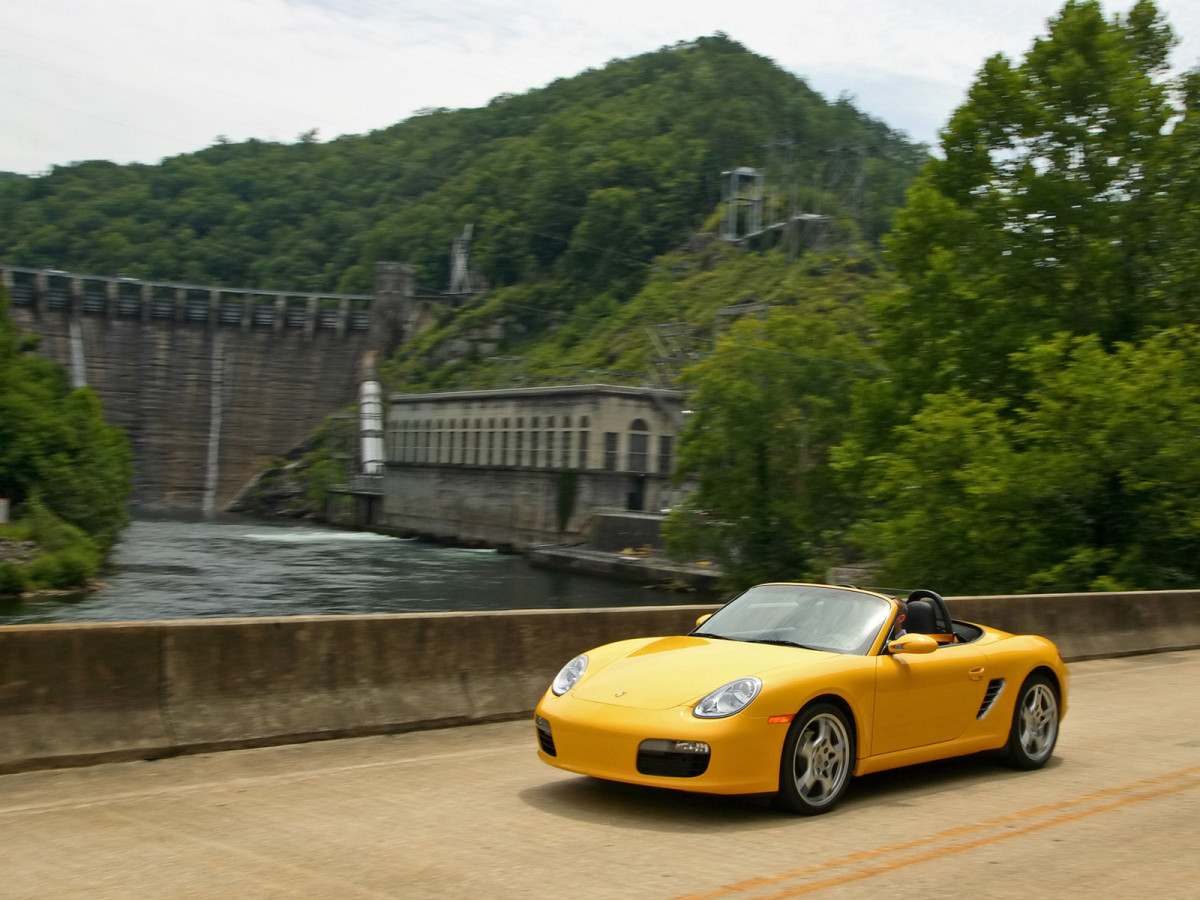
{"left": 535, "top": 716, "right": 556, "bottom": 756}
{"left": 636, "top": 739, "right": 711, "bottom": 777}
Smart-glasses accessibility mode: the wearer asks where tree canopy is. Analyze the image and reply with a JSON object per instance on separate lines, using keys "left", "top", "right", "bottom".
{"left": 848, "top": 330, "right": 1200, "bottom": 593}
{"left": 664, "top": 1, "right": 1200, "bottom": 594}
{"left": 878, "top": 0, "right": 1189, "bottom": 405}
{"left": 846, "top": 0, "right": 1200, "bottom": 593}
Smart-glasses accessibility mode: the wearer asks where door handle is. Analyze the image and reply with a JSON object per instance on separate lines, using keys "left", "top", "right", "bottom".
{"left": 968, "top": 666, "right": 986, "bottom": 681}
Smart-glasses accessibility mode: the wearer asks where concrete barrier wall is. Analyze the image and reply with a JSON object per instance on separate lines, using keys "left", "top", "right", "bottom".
{"left": 947, "top": 590, "right": 1200, "bottom": 661}
{"left": 0, "top": 606, "right": 710, "bottom": 774}
{"left": 0, "top": 623, "right": 170, "bottom": 769}
{"left": 2, "top": 590, "right": 1198, "bottom": 774}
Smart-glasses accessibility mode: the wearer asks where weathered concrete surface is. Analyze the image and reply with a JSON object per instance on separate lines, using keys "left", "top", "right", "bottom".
{"left": 589, "top": 510, "right": 670, "bottom": 551}
{"left": 947, "top": 589, "right": 1200, "bottom": 661}
{"left": 0, "top": 624, "right": 169, "bottom": 766}
{"left": 380, "top": 464, "right": 673, "bottom": 549}
{"left": 528, "top": 543, "right": 721, "bottom": 589}
{"left": 1, "top": 590, "right": 1198, "bottom": 775}
{"left": 3, "top": 266, "right": 408, "bottom": 510}
{"left": 0, "top": 606, "right": 712, "bottom": 773}
{"left": 0, "top": 650, "right": 1197, "bottom": 899}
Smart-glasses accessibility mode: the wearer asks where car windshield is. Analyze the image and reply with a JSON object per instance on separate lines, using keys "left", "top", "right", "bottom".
{"left": 693, "top": 584, "right": 892, "bottom": 655}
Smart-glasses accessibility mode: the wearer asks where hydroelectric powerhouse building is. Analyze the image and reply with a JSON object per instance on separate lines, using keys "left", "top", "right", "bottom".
{"left": 377, "top": 384, "right": 687, "bottom": 549}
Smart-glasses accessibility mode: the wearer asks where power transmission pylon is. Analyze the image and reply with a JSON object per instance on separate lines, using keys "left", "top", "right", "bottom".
{"left": 720, "top": 167, "right": 764, "bottom": 241}
{"left": 447, "top": 224, "right": 477, "bottom": 295}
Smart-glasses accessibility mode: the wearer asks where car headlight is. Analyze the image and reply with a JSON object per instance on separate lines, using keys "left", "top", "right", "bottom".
{"left": 693, "top": 677, "right": 762, "bottom": 718}
{"left": 551, "top": 654, "right": 588, "bottom": 696}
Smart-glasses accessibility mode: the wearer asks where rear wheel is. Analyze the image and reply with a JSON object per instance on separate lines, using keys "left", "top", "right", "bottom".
{"left": 776, "top": 702, "right": 854, "bottom": 814}
{"left": 1005, "top": 674, "right": 1059, "bottom": 769}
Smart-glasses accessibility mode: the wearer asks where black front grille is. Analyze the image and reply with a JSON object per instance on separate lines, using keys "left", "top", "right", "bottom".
{"left": 636, "top": 741, "right": 710, "bottom": 778}
{"left": 535, "top": 716, "right": 556, "bottom": 756}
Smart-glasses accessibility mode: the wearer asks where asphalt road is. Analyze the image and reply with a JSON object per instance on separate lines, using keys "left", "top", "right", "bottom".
{"left": 2, "top": 650, "right": 1197, "bottom": 899}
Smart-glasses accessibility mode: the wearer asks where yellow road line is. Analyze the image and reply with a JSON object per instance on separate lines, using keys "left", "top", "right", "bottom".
{"left": 763, "top": 773, "right": 1200, "bottom": 897}
{"left": 674, "top": 765, "right": 1200, "bottom": 900}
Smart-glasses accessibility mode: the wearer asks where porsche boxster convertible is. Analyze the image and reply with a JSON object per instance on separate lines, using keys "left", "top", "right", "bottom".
{"left": 534, "top": 583, "right": 1068, "bottom": 814}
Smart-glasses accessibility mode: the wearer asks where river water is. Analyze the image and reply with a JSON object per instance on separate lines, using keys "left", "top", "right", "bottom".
{"left": 0, "top": 512, "right": 694, "bottom": 626}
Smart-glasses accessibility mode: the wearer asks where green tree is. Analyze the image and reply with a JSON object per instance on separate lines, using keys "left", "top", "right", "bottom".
{"left": 854, "top": 330, "right": 1200, "bottom": 594}
{"left": 835, "top": 0, "right": 1200, "bottom": 593}
{"left": 877, "top": 0, "right": 1180, "bottom": 406}
{"left": 563, "top": 187, "right": 649, "bottom": 298}
{"left": 0, "top": 290, "right": 132, "bottom": 590}
{"left": 1155, "top": 68, "right": 1200, "bottom": 325}
{"left": 664, "top": 267, "right": 876, "bottom": 588}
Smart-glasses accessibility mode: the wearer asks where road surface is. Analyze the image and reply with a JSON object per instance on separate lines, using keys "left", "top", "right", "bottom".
{"left": 1, "top": 650, "right": 1197, "bottom": 898}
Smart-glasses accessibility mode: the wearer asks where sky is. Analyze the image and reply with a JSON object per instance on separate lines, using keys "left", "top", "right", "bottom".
{"left": 1, "top": 0, "right": 1198, "bottom": 176}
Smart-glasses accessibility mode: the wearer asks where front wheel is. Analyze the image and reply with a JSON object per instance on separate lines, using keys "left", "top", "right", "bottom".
{"left": 1004, "top": 674, "right": 1060, "bottom": 769}
{"left": 776, "top": 702, "right": 855, "bottom": 814}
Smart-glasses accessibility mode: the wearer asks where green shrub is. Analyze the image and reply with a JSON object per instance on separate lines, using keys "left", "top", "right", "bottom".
{"left": 0, "top": 523, "right": 34, "bottom": 541}
{"left": 26, "top": 496, "right": 95, "bottom": 553}
{"left": 0, "top": 562, "right": 29, "bottom": 596}
{"left": 5, "top": 499, "right": 103, "bottom": 591}
{"left": 27, "top": 546, "right": 97, "bottom": 590}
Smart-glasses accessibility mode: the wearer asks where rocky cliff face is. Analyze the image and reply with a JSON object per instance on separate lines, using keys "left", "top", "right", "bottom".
{"left": 226, "top": 442, "right": 324, "bottom": 520}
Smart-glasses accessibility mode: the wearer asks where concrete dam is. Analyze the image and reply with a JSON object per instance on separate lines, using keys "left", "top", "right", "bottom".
{"left": 2, "top": 263, "right": 422, "bottom": 511}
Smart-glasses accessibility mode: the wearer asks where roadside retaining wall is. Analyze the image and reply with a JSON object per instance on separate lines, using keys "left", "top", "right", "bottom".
{"left": 0, "top": 606, "right": 709, "bottom": 774}
{"left": 946, "top": 590, "right": 1200, "bottom": 661}
{"left": 1, "top": 590, "right": 1198, "bottom": 774}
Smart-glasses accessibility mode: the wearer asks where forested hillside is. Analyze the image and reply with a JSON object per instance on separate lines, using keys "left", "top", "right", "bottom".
{"left": 0, "top": 33, "right": 925, "bottom": 592}
{"left": 0, "top": 34, "right": 924, "bottom": 300}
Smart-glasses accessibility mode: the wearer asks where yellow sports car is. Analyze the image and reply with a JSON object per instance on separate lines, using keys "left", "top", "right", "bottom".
{"left": 535, "top": 583, "right": 1068, "bottom": 814}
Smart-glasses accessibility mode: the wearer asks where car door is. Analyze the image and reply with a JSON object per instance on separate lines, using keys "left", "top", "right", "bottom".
{"left": 870, "top": 642, "right": 989, "bottom": 756}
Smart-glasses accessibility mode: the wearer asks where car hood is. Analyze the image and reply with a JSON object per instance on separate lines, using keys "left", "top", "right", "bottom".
{"left": 571, "top": 635, "right": 839, "bottom": 711}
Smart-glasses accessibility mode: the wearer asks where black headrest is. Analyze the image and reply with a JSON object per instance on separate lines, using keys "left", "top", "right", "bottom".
{"left": 905, "top": 599, "right": 937, "bottom": 634}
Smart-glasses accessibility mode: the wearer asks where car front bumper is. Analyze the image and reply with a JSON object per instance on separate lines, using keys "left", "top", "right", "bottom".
{"left": 534, "top": 691, "right": 790, "bottom": 795}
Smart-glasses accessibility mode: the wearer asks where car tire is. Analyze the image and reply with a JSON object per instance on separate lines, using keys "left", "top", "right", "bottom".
{"left": 1004, "top": 673, "right": 1060, "bottom": 770}
{"left": 776, "top": 702, "right": 855, "bottom": 815}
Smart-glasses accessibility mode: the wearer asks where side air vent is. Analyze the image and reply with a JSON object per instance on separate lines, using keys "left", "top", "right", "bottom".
{"left": 977, "top": 678, "right": 1006, "bottom": 720}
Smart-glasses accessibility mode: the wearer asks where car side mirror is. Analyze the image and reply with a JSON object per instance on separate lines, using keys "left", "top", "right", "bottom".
{"left": 695, "top": 613, "right": 712, "bottom": 627}
{"left": 888, "top": 633, "right": 939, "bottom": 655}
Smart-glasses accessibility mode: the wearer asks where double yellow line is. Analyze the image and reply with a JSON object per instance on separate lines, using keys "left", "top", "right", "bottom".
{"left": 676, "top": 765, "right": 1200, "bottom": 899}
